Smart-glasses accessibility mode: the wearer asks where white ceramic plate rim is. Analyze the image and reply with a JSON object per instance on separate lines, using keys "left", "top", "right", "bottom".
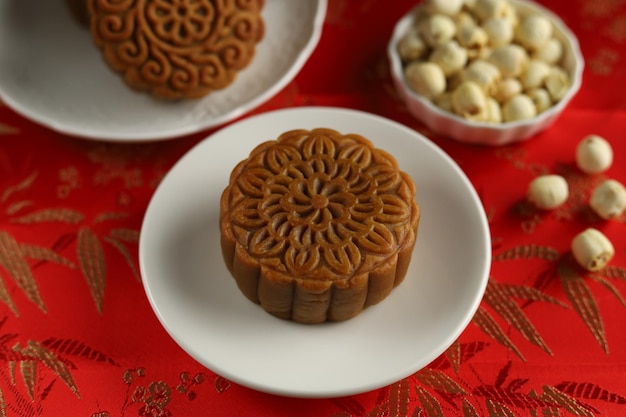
{"left": 139, "top": 106, "right": 491, "bottom": 397}
{"left": 0, "top": 0, "right": 327, "bottom": 142}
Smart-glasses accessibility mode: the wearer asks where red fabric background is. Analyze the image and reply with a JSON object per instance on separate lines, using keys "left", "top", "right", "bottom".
{"left": 1, "top": 0, "right": 626, "bottom": 416}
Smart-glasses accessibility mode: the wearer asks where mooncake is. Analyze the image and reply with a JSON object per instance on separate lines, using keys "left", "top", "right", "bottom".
{"left": 220, "top": 128, "right": 420, "bottom": 324}
{"left": 88, "top": 0, "right": 265, "bottom": 99}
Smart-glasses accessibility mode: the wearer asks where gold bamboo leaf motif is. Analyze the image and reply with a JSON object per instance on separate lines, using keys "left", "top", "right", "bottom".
{"left": 445, "top": 339, "right": 461, "bottom": 373}
{"left": 494, "top": 245, "right": 559, "bottom": 261}
{"left": 589, "top": 274, "right": 626, "bottom": 307}
{"left": 8, "top": 351, "right": 16, "bottom": 385}
{"left": 528, "top": 389, "right": 559, "bottom": 416}
{"left": 94, "top": 212, "right": 129, "bottom": 224}
{"left": 484, "top": 280, "right": 553, "bottom": 356}
{"left": 415, "top": 386, "right": 444, "bottom": 417}
{"left": 557, "top": 262, "right": 608, "bottom": 353}
{"left": 599, "top": 265, "right": 626, "bottom": 280}
{"left": 19, "top": 358, "right": 36, "bottom": 400}
{"left": 462, "top": 398, "right": 480, "bottom": 417}
{"left": 0, "top": 270, "right": 18, "bottom": 316}
{"left": 541, "top": 386, "right": 594, "bottom": 417}
{"left": 486, "top": 399, "right": 516, "bottom": 417}
{"left": 11, "top": 208, "right": 84, "bottom": 224}
{"left": 414, "top": 368, "right": 466, "bottom": 394}
{"left": 1, "top": 172, "right": 37, "bottom": 203}
{"left": 77, "top": 228, "right": 106, "bottom": 314}
{"left": 0, "top": 123, "right": 17, "bottom": 135}
{"left": 365, "top": 405, "right": 384, "bottom": 417}
{"left": 19, "top": 244, "right": 76, "bottom": 269}
{"left": 387, "top": 378, "right": 410, "bottom": 417}
{"left": 25, "top": 340, "right": 80, "bottom": 398}
{"left": 0, "top": 232, "right": 46, "bottom": 313}
{"left": 331, "top": 397, "right": 364, "bottom": 416}
{"left": 472, "top": 307, "right": 525, "bottom": 361}
{"left": 110, "top": 228, "right": 139, "bottom": 242}
{"left": 495, "top": 283, "right": 568, "bottom": 308}
{"left": 5, "top": 201, "right": 32, "bottom": 216}
{"left": 103, "top": 237, "right": 140, "bottom": 281}
{"left": 0, "top": 386, "right": 6, "bottom": 417}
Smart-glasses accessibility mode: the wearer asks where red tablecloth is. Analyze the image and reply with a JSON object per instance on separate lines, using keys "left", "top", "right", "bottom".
{"left": 2, "top": 1, "right": 626, "bottom": 416}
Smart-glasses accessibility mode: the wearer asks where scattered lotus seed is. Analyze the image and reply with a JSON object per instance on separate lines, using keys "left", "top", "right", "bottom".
{"left": 571, "top": 228, "right": 614, "bottom": 272}
{"left": 527, "top": 174, "right": 569, "bottom": 210}
{"left": 575, "top": 134, "right": 613, "bottom": 174}
{"left": 590, "top": 179, "right": 626, "bottom": 220}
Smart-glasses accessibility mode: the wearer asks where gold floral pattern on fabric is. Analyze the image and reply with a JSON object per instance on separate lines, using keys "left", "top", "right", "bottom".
{"left": 88, "top": 0, "right": 265, "bottom": 99}
{"left": 580, "top": 0, "right": 626, "bottom": 18}
{"left": 58, "top": 166, "right": 81, "bottom": 199}
{"left": 117, "top": 368, "right": 231, "bottom": 416}
{"left": 588, "top": 48, "right": 620, "bottom": 76}
{"left": 227, "top": 128, "right": 417, "bottom": 279}
{"left": 606, "top": 16, "right": 626, "bottom": 41}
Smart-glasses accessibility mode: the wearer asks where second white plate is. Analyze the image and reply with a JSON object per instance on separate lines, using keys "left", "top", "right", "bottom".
{"left": 139, "top": 107, "right": 491, "bottom": 398}
{"left": 0, "top": 0, "right": 326, "bottom": 141}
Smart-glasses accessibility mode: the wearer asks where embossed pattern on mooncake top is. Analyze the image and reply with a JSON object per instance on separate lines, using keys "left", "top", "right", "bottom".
{"left": 220, "top": 128, "right": 421, "bottom": 323}
{"left": 88, "top": 0, "right": 265, "bottom": 99}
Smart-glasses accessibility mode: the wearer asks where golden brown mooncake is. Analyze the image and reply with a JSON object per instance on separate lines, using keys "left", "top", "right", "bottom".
{"left": 87, "top": 0, "right": 265, "bottom": 100}
{"left": 219, "top": 128, "right": 421, "bottom": 324}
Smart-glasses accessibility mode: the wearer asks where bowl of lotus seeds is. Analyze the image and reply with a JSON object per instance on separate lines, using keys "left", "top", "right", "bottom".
{"left": 388, "top": 0, "right": 584, "bottom": 146}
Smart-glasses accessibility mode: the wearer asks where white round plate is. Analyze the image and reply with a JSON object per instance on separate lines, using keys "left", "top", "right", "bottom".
{"left": 139, "top": 107, "right": 491, "bottom": 398}
{"left": 0, "top": 0, "right": 326, "bottom": 142}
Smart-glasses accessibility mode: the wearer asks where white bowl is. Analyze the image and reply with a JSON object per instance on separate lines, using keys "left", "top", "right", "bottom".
{"left": 388, "top": 0, "right": 584, "bottom": 146}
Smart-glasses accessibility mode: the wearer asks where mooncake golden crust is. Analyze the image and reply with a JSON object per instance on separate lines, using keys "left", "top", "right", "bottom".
{"left": 88, "top": 0, "right": 265, "bottom": 100}
{"left": 220, "top": 128, "right": 420, "bottom": 324}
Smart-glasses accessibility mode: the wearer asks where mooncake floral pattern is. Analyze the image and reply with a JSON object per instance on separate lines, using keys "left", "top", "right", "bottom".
{"left": 88, "top": 0, "right": 265, "bottom": 99}
{"left": 227, "top": 128, "right": 418, "bottom": 279}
